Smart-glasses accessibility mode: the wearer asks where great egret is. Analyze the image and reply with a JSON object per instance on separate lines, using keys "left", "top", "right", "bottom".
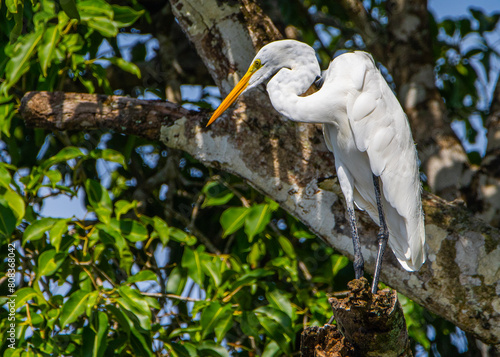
{"left": 207, "top": 39, "right": 425, "bottom": 293}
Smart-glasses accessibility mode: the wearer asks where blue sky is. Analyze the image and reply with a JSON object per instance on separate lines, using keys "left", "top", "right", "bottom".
{"left": 429, "top": 0, "right": 499, "bottom": 19}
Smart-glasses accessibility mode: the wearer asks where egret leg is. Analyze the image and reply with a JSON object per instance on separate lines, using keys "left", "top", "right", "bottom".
{"left": 347, "top": 204, "right": 364, "bottom": 279}
{"left": 371, "top": 174, "right": 389, "bottom": 294}
{"left": 326, "top": 203, "right": 364, "bottom": 325}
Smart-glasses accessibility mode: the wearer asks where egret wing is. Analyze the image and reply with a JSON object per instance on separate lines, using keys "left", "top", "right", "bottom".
{"left": 343, "top": 52, "right": 426, "bottom": 270}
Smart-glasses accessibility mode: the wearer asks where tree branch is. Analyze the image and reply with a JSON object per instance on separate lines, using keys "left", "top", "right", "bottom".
{"left": 301, "top": 278, "right": 412, "bottom": 357}
{"left": 19, "top": 91, "right": 204, "bottom": 141}
{"left": 19, "top": 90, "right": 500, "bottom": 345}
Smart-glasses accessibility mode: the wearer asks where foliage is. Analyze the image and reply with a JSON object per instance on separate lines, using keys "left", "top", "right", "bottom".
{"left": 0, "top": 0, "right": 498, "bottom": 356}
{"left": 432, "top": 8, "right": 500, "bottom": 163}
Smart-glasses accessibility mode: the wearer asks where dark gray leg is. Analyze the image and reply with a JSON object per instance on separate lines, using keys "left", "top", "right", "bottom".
{"left": 327, "top": 206, "right": 363, "bottom": 326}
{"left": 347, "top": 205, "right": 364, "bottom": 279}
{"left": 371, "top": 174, "right": 389, "bottom": 294}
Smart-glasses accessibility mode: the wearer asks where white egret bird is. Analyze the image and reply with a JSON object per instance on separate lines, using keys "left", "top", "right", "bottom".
{"left": 207, "top": 40, "right": 425, "bottom": 293}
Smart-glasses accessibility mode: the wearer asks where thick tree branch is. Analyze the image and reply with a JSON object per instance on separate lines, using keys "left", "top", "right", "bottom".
{"left": 19, "top": 90, "right": 500, "bottom": 345}
{"left": 19, "top": 91, "right": 204, "bottom": 141}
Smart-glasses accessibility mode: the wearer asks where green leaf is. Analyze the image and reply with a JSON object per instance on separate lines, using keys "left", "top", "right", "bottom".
{"left": 441, "top": 19, "right": 455, "bottom": 37}
{"left": 332, "top": 254, "right": 349, "bottom": 276}
{"left": 265, "top": 197, "right": 280, "bottom": 212}
{"left": 112, "top": 4, "right": 145, "bottom": 27}
{"left": 153, "top": 216, "right": 169, "bottom": 245}
{"left": 166, "top": 266, "right": 187, "bottom": 295}
{"left": 292, "top": 227, "right": 316, "bottom": 239}
{"left": 202, "top": 259, "right": 222, "bottom": 287}
{"left": 278, "top": 235, "right": 296, "bottom": 258}
{"left": 220, "top": 206, "right": 249, "bottom": 237}
{"left": 245, "top": 204, "right": 271, "bottom": 242}
{"left": 202, "top": 191, "right": 234, "bottom": 207}
{"left": 85, "top": 179, "right": 112, "bottom": 222}
{"left": 90, "top": 148, "right": 127, "bottom": 167}
{"left": 88, "top": 17, "right": 118, "bottom": 37}
{"left": 244, "top": 204, "right": 271, "bottom": 241}
{"left": 200, "top": 302, "right": 232, "bottom": 339}
{"left": 83, "top": 311, "right": 108, "bottom": 357}
{"left": 110, "top": 218, "right": 148, "bottom": 242}
{"left": 41, "top": 147, "right": 85, "bottom": 169}
{"left": 96, "top": 223, "right": 127, "bottom": 254}
{"left": 255, "top": 306, "right": 293, "bottom": 336}
{"left": 233, "top": 269, "right": 274, "bottom": 290}
{"left": 0, "top": 102, "right": 15, "bottom": 137}
{"left": 9, "top": 8, "right": 23, "bottom": 43}
{"left": 38, "top": 25, "right": 60, "bottom": 77}
{"left": 255, "top": 312, "right": 291, "bottom": 355}
{"left": 86, "top": 290, "right": 100, "bottom": 317}
{"left": 240, "top": 311, "right": 260, "bottom": 338}
{"left": 169, "top": 227, "right": 196, "bottom": 245}
{"left": 60, "top": 290, "right": 89, "bottom": 327}
{"left": 114, "top": 200, "right": 137, "bottom": 219}
{"left": 167, "top": 342, "right": 198, "bottom": 357}
{"left": 77, "top": 0, "right": 114, "bottom": 18}
{"left": 126, "top": 270, "right": 158, "bottom": 284}
{"left": 49, "top": 219, "right": 69, "bottom": 252}
{"left": 107, "top": 57, "right": 141, "bottom": 78}
{"left": 94, "top": 311, "right": 108, "bottom": 357}
{"left": 0, "top": 203, "right": 16, "bottom": 240}
{"left": 214, "top": 309, "right": 233, "bottom": 342}
{"left": 266, "top": 288, "right": 293, "bottom": 318}
{"left": 14, "top": 287, "right": 41, "bottom": 310}
{"left": 181, "top": 247, "right": 204, "bottom": 287}
{"left": 248, "top": 241, "right": 265, "bottom": 268}
{"left": 197, "top": 341, "right": 230, "bottom": 357}
{"left": 23, "top": 218, "right": 57, "bottom": 244}
{"left": 2, "top": 28, "right": 44, "bottom": 93}
{"left": 0, "top": 164, "right": 12, "bottom": 187}
{"left": 262, "top": 341, "right": 281, "bottom": 357}
{"left": 6, "top": 0, "right": 19, "bottom": 13}
{"left": 60, "top": 0, "right": 80, "bottom": 20}
{"left": 201, "top": 181, "right": 234, "bottom": 208}
{"left": 116, "top": 286, "right": 151, "bottom": 330}
{"left": 38, "top": 249, "right": 65, "bottom": 276}
{"left": 61, "top": 33, "right": 85, "bottom": 54}
{"left": 45, "top": 170, "right": 62, "bottom": 188}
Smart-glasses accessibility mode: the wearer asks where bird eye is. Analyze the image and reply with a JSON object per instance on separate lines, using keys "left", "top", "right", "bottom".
{"left": 250, "top": 59, "right": 262, "bottom": 73}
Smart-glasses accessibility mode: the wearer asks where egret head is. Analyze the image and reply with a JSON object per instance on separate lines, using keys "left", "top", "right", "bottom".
{"left": 206, "top": 57, "right": 264, "bottom": 126}
{"left": 206, "top": 40, "right": 316, "bottom": 126}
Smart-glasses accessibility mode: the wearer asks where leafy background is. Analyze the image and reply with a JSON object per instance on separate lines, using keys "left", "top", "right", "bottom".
{"left": 0, "top": 0, "right": 499, "bottom": 356}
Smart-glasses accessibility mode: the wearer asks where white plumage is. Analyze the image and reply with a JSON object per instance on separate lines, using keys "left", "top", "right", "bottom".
{"left": 208, "top": 39, "right": 426, "bottom": 291}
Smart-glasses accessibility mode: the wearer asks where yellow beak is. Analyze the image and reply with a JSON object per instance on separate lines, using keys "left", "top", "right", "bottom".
{"left": 206, "top": 65, "right": 258, "bottom": 127}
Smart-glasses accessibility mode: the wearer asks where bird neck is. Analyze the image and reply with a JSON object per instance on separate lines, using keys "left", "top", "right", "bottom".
{"left": 266, "top": 64, "right": 323, "bottom": 123}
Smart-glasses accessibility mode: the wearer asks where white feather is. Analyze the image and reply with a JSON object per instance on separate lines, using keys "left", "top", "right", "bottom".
{"left": 250, "top": 40, "right": 425, "bottom": 271}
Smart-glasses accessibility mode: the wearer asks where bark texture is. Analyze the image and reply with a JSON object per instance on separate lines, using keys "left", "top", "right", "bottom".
{"left": 19, "top": 90, "right": 500, "bottom": 346}
{"left": 301, "top": 325, "right": 355, "bottom": 357}
{"left": 301, "top": 278, "right": 412, "bottom": 357}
